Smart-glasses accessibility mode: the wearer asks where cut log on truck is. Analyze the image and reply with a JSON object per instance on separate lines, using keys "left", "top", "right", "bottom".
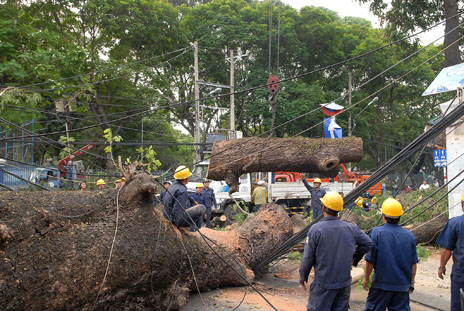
{"left": 0, "top": 171, "right": 293, "bottom": 311}
{"left": 207, "top": 136, "right": 363, "bottom": 193}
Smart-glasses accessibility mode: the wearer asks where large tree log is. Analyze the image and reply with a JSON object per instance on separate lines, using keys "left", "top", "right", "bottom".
{"left": 0, "top": 172, "right": 294, "bottom": 311}
{"left": 207, "top": 136, "right": 363, "bottom": 193}
{"left": 342, "top": 211, "right": 448, "bottom": 244}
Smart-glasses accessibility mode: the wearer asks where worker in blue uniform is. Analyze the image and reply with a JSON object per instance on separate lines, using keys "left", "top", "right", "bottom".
{"left": 299, "top": 190, "right": 372, "bottom": 311}
{"left": 201, "top": 178, "right": 217, "bottom": 228}
{"left": 437, "top": 192, "right": 464, "bottom": 311}
{"left": 303, "top": 178, "right": 326, "bottom": 219}
{"left": 190, "top": 183, "right": 206, "bottom": 206}
{"left": 302, "top": 177, "right": 326, "bottom": 219}
{"left": 363, "top": 198, "right": 418, "bottom": 311}
{"left": 163, "top": 166, "right": 206, "bottom": 233}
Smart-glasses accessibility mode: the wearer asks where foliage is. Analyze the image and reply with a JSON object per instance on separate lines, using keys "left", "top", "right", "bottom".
{"left": 136, "top": 146, "right": 162, "bottom": 172}
{"left": 0, "top": 0, "right": 449, "bottom": 176}
{"left": 287, "top": 251, "right": 303, "bottom": 261}
{"left": 417, "top": 243, "right": 431, "bottom": 261}
{"left": 58, "top": 136, "right": 76, "bottom": 159}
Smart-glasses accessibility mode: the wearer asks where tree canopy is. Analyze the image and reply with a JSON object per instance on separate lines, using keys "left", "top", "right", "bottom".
{"left": 0, "top": 0, "right": 449, "bottom": 174}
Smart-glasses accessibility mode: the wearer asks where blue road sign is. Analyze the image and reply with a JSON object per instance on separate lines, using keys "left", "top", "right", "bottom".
{"left": 433, "top": 149, "right": 447, "bottom": 167}
{"left": 423, "top": 63, "right": 464, "bottom": 96}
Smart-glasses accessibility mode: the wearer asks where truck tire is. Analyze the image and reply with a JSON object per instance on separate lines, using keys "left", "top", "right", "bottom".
{"left": 223, "top": 203, "right": 238, "bottom": 225}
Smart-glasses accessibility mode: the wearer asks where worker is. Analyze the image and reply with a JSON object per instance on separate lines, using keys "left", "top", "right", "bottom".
{"left": 163, "top": 166, "right": 206, "bottom": 233}
{"left": 201, "top": 178, "right": 217, "bottom": 228}
{"left": 355, "top": 196, "right": 378, "bottom": 212}
{"left": 96, "top": 179, "right": 106, "bottom": 190}
{"left": 252, "top": 180, "right": 267, "bottom": 211}
{"left": 436, "top": 192, "right": 464, "bottom": 311}
{"left": 302, "top": 177, "right": 326, "bottom": 219}
{"left": 79, "top": 181, "right": 87, "bottom": 191}
{"left": 362, "top": 198, "right": 418, "bottom": 311}
{"left": 115, "top": 177, "right": 125, "bottom": 189}
{"left": 419, "top": 180, "right": 430, "bottom": 191}
{"left": 299, "top": 191, "right": 372, "bottom": 311}
{"left": 159, "top": 181, "right": 171, "bottom": 203}
{"left": 189, "top": 183, "right": 205, "bottom": 206}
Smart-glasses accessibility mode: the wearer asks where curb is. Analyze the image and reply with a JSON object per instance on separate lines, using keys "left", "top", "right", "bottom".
{"left": 410, "top": 290, "right": 449, "bottom": 310}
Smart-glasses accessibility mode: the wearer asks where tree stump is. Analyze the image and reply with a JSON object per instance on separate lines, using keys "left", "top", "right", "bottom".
{"left": 0, "top": 172, "right": 294, "bottom": 311}
{"left": 207, "top": 136, "right": 363, "bottom": 193}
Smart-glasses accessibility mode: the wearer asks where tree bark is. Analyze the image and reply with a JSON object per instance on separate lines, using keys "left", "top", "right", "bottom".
{"left": 443, "top": 0, "right": 462, "bottom": 67}
{"left": 405, "top": 214, "right": 448, "bottom": 244}
{"left": 0, "top": 172, "right": 293, "bottom": 311}
{"left": 207, "top": 136, "right": 363, "bottom": 193}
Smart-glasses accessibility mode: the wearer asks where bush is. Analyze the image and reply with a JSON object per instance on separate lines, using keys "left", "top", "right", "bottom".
{"left": 288, "top": 251, "right": 303, "bottom": 261}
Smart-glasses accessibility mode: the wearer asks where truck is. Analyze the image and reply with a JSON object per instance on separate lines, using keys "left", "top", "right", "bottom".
{"left": 28, "top": 143, "right": 95, "bottom": 189}
{"left": 188, "top": 161, "right": 356, "bottom": 223}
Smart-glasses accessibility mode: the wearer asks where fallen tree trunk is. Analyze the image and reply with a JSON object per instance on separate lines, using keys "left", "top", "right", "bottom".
{"left": 0, "top": 172, "right": 293, "bottom": 311}
{"left": 405, "top": 214, "right": 448, "bottom": 244}
{"left": 207, "top": 136, "right": 363, "bottom": 193}
{"left": 343, "top": 211, "right": 448, "bottom": 244}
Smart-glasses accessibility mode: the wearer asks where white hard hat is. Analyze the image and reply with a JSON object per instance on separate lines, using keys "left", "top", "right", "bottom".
{"left": 258, "top": 180, "right": 265, "bottom": 186}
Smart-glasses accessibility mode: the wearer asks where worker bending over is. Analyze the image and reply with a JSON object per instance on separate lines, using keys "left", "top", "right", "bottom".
{"left": 302, "top": 178, "right": 326, "bottom": 219}
{"left": 163, "top": 166, "right": 206, "bottom": 233}
{"left": 437, "top": 192, "right": 464, "bottom": 311}
{"left": 299, "top": 191, "right": 372, "bottom": 311}
{"left": 363, "top": 198, "right": 418, "bottom": 311}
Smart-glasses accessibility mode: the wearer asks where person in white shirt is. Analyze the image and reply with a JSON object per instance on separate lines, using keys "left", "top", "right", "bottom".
{"left": 419, "top": 180, "right": 430, "bottom": 191}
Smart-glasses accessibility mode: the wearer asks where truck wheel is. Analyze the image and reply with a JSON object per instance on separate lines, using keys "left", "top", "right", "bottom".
{"left": 224, "top": 203, "right": 238, "bottom": 225}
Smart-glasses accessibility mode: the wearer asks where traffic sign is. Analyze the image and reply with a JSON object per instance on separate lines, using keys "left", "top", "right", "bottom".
{"left": 433, "top": 149, "right": 447, "bottom": 167}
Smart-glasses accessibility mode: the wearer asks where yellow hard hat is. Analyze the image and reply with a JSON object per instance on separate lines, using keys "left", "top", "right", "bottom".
{"left": 115, "top": 178, "right": 125, "bottom": 183}
{"left": 174, "top": 166, "right": 192, "bottom": 180}
{"left": 320, "top": 190, "right": 344, "bottom": 211}
{"left": 461, "top": 192, "right": 464, "bottom": 202}
{"left": 314, "top": 178, "right": 322, "bottom": 183}
{"left": 381, "top": 198, "right": 403, "bottom": 217}
{"left": 371, "top": 197, "right": 378, "bottom": 205}
{"left": 96, "top": 179, "right": 106, "bottom": 186}
{"left": 355, "top": 197, "right": 364, "bottom": 207}
{"left": 195, "top": 183, "right": 203, "bottom": 188}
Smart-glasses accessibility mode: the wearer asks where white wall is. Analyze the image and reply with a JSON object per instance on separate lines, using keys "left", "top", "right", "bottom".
{"left": 440, "top": 100, "right": 464, "bottom": 218}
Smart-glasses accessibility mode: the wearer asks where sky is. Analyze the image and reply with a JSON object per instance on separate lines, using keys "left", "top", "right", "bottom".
{"left": 280, "top": 0, "right": 444, "bottom": 45}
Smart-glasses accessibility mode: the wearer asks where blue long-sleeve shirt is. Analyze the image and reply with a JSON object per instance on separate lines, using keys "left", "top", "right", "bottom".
{"left": 437, "top": 215, "right": 464, "bottom": 283}
{"left": 365, "top": 223, "right": 418, "bottom": 292}
{"left": 189, "top": 192, "right": 205, "bottom": 206}
{"left": 299, "top": 216, "right": 372, "bottom": 289}
{"left": 162, "top": 180, "right": 194, "bottom": 226}
{"left": 302, "top": 179, "right": 326, "bottom": 211}
{"left": 201, "top": 187, "right": 217, "bottom": 209}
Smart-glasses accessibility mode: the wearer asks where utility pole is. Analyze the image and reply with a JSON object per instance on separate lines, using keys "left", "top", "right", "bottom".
{"left": 230, "top": 49, "right": 235, "bottom": 138}
{"left": 347, "top": 72, "right": 352, "bottom": 172}
{"left": 194, "top": 41, "right": 201, "bottom": 162}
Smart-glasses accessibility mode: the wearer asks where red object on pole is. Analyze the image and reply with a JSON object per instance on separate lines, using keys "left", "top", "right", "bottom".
{"left": 267, "top": 75, "right": 280, "bottom": 95}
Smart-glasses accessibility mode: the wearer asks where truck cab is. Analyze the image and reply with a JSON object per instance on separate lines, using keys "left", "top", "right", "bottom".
{"left": 29, "top": 168, "right": 61, "bottom": 189}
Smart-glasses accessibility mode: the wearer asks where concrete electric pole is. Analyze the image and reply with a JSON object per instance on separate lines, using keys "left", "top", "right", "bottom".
{"left": 230, "top": 49, "right": 235, "bottom": 138}
{"left": 193, "top": 41, "right": 201, "bottom": 162}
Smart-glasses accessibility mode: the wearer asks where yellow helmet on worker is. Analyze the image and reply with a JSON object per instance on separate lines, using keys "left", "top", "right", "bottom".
{"left": 174, "top": 165, "right": 192, "bottom": 180}
{"left": 96, "top": 179, "right": 106, "bottom": 186}
{"left": 371, "top": 197, "right": 378, "bottom": 205}
{"left": 314, "top": 178, "right": 322, "bottom": 183}
{"left": 320, "top": 190, "right": 344, "bottom": 211}
{"left": 461, "top": 192, "right": 464, "bottom": 202}
{"left": 381, "top": 198, "right": 403, "bottom": 217}
{"left": 355, "top": 196, "right": 364, "bottom": 207}
{"left": 195, "top": 183, "right": 203, "bottom": 188}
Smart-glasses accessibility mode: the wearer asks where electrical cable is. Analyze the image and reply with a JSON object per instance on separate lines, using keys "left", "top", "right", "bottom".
{"left": 14, "top": 47, "right": 189, "bottom": 89}
{"left": 400, "top": 176, "right": 464, "bottom": 226}
{"left": 3, "top": 19, "right": 461, "bottom": 147}
{"left": 201, "top": 33, "right": 464, "bottom": 183}
{"left": 0, "top": 182, "right": 14, "bottom": 191}
{"left": 152, "top": 178, "right": 278, "bottom": 311}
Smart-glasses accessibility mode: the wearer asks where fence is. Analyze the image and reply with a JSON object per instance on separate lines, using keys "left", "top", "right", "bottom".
{"left": 0, "top": 162, "right": 35, "bottom": 190}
